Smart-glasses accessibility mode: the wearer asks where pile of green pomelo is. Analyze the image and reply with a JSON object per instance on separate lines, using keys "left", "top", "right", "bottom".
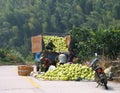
{"left": 36, "top": 63, "right": 95, "bottom": 81}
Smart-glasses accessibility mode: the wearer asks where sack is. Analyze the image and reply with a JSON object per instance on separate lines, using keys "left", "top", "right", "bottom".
{"left": 104, "top": 66, "right": 112, "bottom": 74}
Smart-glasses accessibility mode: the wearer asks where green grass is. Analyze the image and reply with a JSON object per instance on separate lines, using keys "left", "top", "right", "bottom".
{"left": 0, "top": 61, "right": 15, "bottom": 65}
{"left": 0, "top": 61, "right": 26, "bottom": 65}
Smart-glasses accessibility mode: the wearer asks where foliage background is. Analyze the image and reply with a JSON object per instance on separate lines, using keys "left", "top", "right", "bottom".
{"left": 0, "top": 0, "right": 120, "bottom": 63}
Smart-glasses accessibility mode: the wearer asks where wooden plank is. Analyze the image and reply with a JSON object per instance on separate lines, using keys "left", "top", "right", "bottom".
{"left": 31, "top": 35, "right": 42, "bottom": 53}
{"left": 65, "top": 35, "right": 71, "bottom": 48}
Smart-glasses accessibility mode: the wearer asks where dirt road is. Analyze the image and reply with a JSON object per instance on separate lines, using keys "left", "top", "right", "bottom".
{"left": 0, "top": 65, "right": 120, "bottom": 93}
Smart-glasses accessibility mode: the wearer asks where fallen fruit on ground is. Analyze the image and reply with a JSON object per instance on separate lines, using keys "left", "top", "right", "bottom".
{"left": 36, "top": 63, "right": 95, "bottom": 81}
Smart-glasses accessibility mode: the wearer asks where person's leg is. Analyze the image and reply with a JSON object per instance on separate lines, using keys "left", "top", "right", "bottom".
{"left": 37, "top": 66, "right": 39, "bottom": 71}
{"left": 36, "top": 62, "right": 40, "bottom": 72}
{"left": 45, "top": 67, "right": 49, "bottom": 72}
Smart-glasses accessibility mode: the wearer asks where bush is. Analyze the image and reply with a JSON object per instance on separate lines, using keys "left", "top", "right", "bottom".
{"left": 0, "top": 49, "right": 6, "bottom": 58}
{"left": 69, "top": 27, "right": 120, "bottom": 61}
{"left": 0, "top": 48, "right": 25, "bottom": 65}
{"left": 7, "top": 49, "right": 25, "bottom": 62}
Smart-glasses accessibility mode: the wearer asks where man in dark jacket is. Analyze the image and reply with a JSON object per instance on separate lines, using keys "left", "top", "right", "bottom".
{"left": 46, "top": 40, "right": 55, "bottom": 51}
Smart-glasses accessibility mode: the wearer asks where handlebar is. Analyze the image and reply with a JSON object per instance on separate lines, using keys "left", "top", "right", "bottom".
{"left": 90, "top": 58, "right": 98, "bottom": 67}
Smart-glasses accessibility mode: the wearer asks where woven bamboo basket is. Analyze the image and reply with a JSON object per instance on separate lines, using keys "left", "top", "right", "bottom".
{"left": 18, "top": 65, "right": 33, "bottom": 76}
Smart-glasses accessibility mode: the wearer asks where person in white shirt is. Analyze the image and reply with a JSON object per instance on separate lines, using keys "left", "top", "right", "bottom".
{"left": 58, "top": 52, "right": 67, "bottom": 65}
